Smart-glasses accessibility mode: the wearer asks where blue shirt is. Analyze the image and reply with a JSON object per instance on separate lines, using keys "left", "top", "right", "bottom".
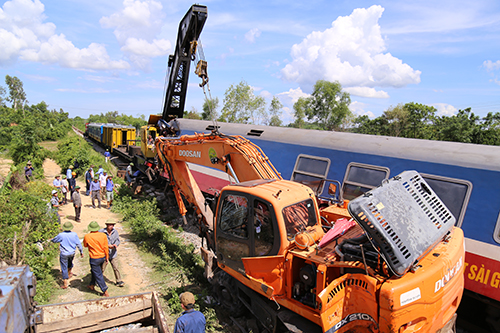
{"left": 52, "top": 231, "right": 83, "bottom": 256}
{"left": 90, "top": 180, "right": 100, "bottom": 191}
{"left": 53, "top": 179, "right": 61, "bottom": 187}
{"left": 104, "top": 151, "right": 111, "bottom": 158}
{"left": 97, "top": 167, "right": 104, "bottom": 175}
{"left": 174, "top": 309, "right": 206, "bottom": 333}
{"left": 106, "top": 179, "right": 114, "bottom": 192}
{"left": 66, "top": 168, "right": 72, "bottom": 179}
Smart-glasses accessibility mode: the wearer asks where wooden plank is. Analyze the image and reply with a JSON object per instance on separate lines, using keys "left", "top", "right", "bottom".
{"left": 151, "top": 291, "right": 170, "bottom": 333}
{"left": 37, "top": 299, "right": 151, "bottom": 333}
{"left": 70, "top": 308, "right": 152, "bottom": 333}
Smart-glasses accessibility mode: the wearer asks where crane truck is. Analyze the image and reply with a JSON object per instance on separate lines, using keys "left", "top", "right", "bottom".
{"left": 154, "top": 131, "right": 464, "bottom": 332}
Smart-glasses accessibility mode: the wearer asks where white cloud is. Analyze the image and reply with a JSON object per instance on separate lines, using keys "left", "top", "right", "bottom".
{"left": 0, "top": 0, "right": 129, "bottom": 70}
{"left": 100, "top": 0, "right": 171, "bottom": 70}
{"left": 344, "top": 87, "right": 389, "bottom": 98}
{"left": 281, "top": 5, "right": 421, "bottom": 94}
{"left": 349, "top": 101, "right": 375, "bottom": 118}
{"left": 276, "top": 87, "right": 309, "bottom": 105}
{"left": 244, "top": 28, "right": 261, "bottom": 43}
{"left": 433, "top": 103, "right": 457, "bottom": 116}
{"left": 483, "top": 60, "right": 500, "bottom": 71}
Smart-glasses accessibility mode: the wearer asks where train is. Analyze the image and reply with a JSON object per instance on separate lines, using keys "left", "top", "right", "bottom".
{"left": 174, "top": 118, "right": 500, "bottom": 329}
{"left": 85, "top": 123, "right": 137, "bottom": 152}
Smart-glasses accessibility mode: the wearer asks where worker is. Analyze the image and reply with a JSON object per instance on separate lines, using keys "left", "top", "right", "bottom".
{"left": 83, "top": 221, "right": 109, "bottom": 297}
{"left": 72, "top": 185, "right": 82, "bottom": 222}
{"left": 100, "top": 220, "right": 124, "bottom": 287}
{"left": 53, "top": 175, "right": 62, "bottom": 191}
{"left": 126, "top": 163, "right": 133, "bottom": 185}
{"left": 50, "top": 189, "right": 62, "bottom": 223}
{"left": 104, "top": 149, "right": 111, "bottom": 163}
{"left": 85, "top": 166, "right": 93, "bottom": 196}
{"left": 66, "top": 165, "right": 73, "bottom": 181}
{"left": 24, "top": 161, "right": 34, "bottom": 181}
{"left": 68, "top": 172, "right": 77, "bottom": 199}
{"left": 90, "top": 175, "right": 101, "bottom": 209}
{"left": 97, "top": 165, "right": 104, "bottom": 176}
{"left": 51, "top": 222, "right": 83, "bottom": 289}
{"left": 106, "top": 175, "right": 118, "bottom": 209}
{"left": 99, "top": 171, "right": 108, "bottom": 202}
{"left": 60, "top": 175, "right": 68, "bottom": 205}
{"left": 174, "top": 291, "right": 206, "bottom": 333}
{"left": 147, "top": 135, "right": 154, "bottom": 145}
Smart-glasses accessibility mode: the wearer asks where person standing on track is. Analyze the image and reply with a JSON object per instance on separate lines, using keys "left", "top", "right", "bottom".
{"left": 83, "top": 221, "right": 109, "bottom": 297}
{"left": 51, "top": 222, "right": 83, "bottom": 289}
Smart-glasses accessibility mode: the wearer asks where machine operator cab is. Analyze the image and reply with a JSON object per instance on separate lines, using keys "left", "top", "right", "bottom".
{"left": 140, "top": 115, "right": 181, "bottom": 159}
{"left": 214, "top": 179, "right": 321, "bottom": 274}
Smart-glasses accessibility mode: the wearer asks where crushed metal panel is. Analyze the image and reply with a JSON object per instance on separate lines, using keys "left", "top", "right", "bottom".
{"left": 348, "top": 170, "right": 455, "bottom": 276}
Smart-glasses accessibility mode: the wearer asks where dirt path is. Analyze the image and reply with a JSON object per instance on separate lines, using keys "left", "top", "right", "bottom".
{"left": 43, "top": 159, "right": 153, "bottom": 302}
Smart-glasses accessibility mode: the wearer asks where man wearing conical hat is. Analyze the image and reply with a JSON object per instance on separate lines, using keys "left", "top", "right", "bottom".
{"left": 51, "top": 222, "right": 83, "bottom": 289}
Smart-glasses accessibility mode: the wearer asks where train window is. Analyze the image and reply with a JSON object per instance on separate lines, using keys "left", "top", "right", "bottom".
{"left": 342, "top": 163, "right": 390, "bottom": 200}
{"left": 291, "top": 155, "right": 331, "bottom": 194}
{"left": 493, "top": 212, "right": 500, "bottom": 244}
{"left": 421, "top": 173, "right": 472, "bottom": 227}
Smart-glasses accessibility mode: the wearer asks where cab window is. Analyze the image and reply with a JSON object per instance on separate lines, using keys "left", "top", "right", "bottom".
{"left": 253, "top": 200, "right": 274, "bottom": 256}
{"left": 282, "top": 199, "right": 317, "bottom": 241}
{"left": 219, "top": 195, "right": 248, "bottom": 238}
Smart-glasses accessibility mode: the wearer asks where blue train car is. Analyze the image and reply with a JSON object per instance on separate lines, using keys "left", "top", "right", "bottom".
{"left": 86, "top": 123, "right": 105, "bottom": 143}
{"left": 177, "top": 118, "right": 500, "bottom": 311}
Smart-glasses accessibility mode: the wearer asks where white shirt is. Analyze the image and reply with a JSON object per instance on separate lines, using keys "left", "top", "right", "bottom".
{"left": 99, "top": 174, "right": 107, "bottom": 187}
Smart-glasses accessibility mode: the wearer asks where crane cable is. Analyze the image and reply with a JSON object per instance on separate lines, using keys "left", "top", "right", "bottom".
{"left": 196, "top": 40, "right": 219, "bottom": 133}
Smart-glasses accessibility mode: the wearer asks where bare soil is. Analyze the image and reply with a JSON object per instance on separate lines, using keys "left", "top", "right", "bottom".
{"left": 43, "top": 159, "right": 154, "bottom": 301}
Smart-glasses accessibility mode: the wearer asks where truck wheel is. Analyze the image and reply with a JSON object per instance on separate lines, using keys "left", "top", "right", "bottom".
{"left": 213, "top": 270, "right": 245, "bottom": 317}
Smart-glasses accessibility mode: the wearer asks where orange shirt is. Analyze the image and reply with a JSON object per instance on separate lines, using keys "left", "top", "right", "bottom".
{"left": 83, "top": 232, "right": 109, "bottom": 260}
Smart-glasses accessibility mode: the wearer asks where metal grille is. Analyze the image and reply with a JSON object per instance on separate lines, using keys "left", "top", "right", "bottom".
{"left": 348, "top": 170, "right": 456, "bottom": 276}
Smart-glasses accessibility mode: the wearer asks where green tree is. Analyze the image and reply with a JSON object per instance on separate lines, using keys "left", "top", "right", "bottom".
{"left": 291, "top": 97, "right": 308, "bottom": 129}
{"left": 5, "top": 75, "right": 27, "bottom": 111}
{"left": 476, "top": 112, "right": 500, "bottom": 145}
{"left": 292, "top": 80, "right": 351, "bottom": 131}
{"left": 403, "top": 102, "right": 436, "bottom": 139}
{"left": 267, "top": 96, "right": 283, "bottom": 127}
{"left": 219, "top": 81, "right": 265, "bottom": 124}
{"left": 184, "top": 107, "right": 202, "bottom": 119}
{"left": 307, "top": 80, "right": 351, "bottom": 131}
{"left": 434, "top": 108, "right": 479, "bottom": 143}
{"left": 202, "top": 97, "right": 219, "bottom": 120}
{"left": 0, "top": 85, "right": 6, "bottom": 106}
{"left": 383, "top": 103, "right": 408, "bottom": 137}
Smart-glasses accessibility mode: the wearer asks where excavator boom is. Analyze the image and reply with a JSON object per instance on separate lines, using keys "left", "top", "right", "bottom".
{"left": 156, "top": 131, "right": 282, "bottom": 230}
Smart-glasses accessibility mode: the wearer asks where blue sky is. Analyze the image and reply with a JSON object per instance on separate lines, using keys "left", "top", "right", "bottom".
{"left": 1, "top": 0, "right": 500, "bottom": 125}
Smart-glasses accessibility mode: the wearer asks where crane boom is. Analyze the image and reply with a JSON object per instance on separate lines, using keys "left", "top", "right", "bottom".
{"left": 162, "top": 4, "right": 208, "bottom": 120}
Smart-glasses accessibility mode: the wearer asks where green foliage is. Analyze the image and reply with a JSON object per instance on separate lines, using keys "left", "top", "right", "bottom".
{"left": 291, "top": 80, "right": 352, "bottom": 131}
{"left": 202, "top": 97, "right": 219, "bottom": 120}
{"left": 164, "top": 286, "right": 222, "bottom": 332}
{"left": 9, "top": 117, "right": 50, "bottom": 167}
{"left": 0, "top": 180, "right": 60, "bottom": 303}
{"left": 184, "top": 107, "right": 202, "bottom": 119}
{"left": 55, "top": 135, "right": 106, "bottom": 176}
{"left": 87, "top": 111, "right": 146, "bottom": 130}
{"left": 5, "top": 75, "right": 26, "bottom": 110}
{"left": 268, "top": 96, "right": 283, "bottom": 127}
{"left": 219, "top": 80, "right": 266, "bottom": 124}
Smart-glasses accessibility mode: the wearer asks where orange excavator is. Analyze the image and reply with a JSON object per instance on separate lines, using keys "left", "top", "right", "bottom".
{"left": 155, "top": 130, "right": 464, "bottom": 332}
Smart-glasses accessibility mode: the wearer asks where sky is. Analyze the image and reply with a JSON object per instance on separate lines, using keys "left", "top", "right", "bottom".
{"left": 1, "top": 0, "right": 500, "bottom": 125}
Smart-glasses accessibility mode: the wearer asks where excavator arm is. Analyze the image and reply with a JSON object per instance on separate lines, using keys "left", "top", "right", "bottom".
{"left": 155, "top": 131, "right": 282, "bottom": 233}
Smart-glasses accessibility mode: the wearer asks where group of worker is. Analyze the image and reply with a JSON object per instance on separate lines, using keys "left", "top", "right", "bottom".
{"left": 51, "top": 219, "right": 124, "bottom": 296}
